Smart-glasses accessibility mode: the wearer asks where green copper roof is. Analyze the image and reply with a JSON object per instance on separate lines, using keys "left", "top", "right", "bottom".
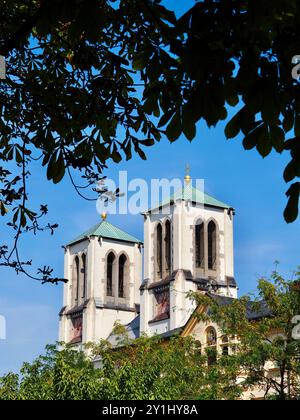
{"left": 67, "top": 220, "right": 142, "bottom": 246}
{"left": 149, "top": 184, "right": 231, "bottom": 212}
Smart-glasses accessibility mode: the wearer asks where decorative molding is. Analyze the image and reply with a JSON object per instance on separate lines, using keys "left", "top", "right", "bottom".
{"left": 95, "top": 302, "right": 136, "bottom": 313}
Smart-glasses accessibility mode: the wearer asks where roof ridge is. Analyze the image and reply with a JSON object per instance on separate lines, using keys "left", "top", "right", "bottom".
{"left": 191, "top": 185, "right": 229, "bottom": 205}
{"left": 67, "top": 219, "right": 142, "bottom": 246}
{"left": 76, "top": 220, "right": 103, "bottom": 239}
{"left": 101, "top": 220, "right": 141, "bottom": 242}
{"left": 149, "top": 183, "right": 231, "bottom": 212}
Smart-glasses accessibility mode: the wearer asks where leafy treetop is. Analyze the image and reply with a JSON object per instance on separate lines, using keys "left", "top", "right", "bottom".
{"left": 1, "top": 0, "right": 300, "bottom": 282}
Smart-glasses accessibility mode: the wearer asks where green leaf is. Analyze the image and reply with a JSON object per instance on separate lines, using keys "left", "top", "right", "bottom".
{"left": 225, "top": 113, "right": 240, "bottom": 139}
{"left": 256, "top": 125, "right": 272, "bottom": 158}
{"left": 123, "top": 140, "right": 132, "bottom": 161}
{"left": 111, "top": 144, "right": 122, "bottom": 163}
{"left": 132, "top": 142, "right": 146, "bottom": 161}
{"left": 243, "top": 134, "right": 256, "bottom": 150}
{"left": 284, "top": 183, "right": 300, "bottom": 223}
{"left": 182, "top": 107, "right": 196, "bottom": 141}
{"left": 183, "top": 122, "right": 196, "bottom": 142}
{"left": 52, "top": 152, "right": 65, "bottom": 184}
{"left": 0, "top": 201, "right": 8, "bottom": 216}
{"left": 166, "top": 111, "right": 182, "bottom": 142}
{"left": 94, "top": 142, "right": 110, "bottom": 164}
{"left": 242, "top": 123, "right": 264, "bottom": 150}
{"left": 283, "top": 160, "right": 297, "bottom": 183}
{"left": 136, "top": 148, "right": 147, "bottom": 161}
{"left": 13, "top": 208, "right": 19, "bottom": 224}
{"left": 46, "top": 152, "right": 57, "bottom": 182}
{"left": 20, "top": 210, "right": 27, "bottom": 228}
{"left": 158, "top": 111, "right": 175, "bottom": 128}
{"left": 270, "top": 126, "right": 285, "bottom": 153}
{"left": 132, "top": 53, "right": 148, "bottom": 71}
{"left": 138, "top": 138, "right": 155, "bottom": 147}
{"left": 283, "top": 112, "right": 294, "bottom": 133}
{"left": 144, "top": 95, "right": 159, "bottom": 116}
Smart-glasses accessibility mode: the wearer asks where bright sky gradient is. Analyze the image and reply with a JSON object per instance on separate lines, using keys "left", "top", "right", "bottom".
{"left": 1, "top": 0, "right": 300, "bottom": 375}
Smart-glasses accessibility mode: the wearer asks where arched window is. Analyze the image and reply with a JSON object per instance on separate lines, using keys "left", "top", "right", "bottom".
{"left": 206, "top": 327, "right": 217, "bottom": 366}
{"left": 165, "top": 220, "right": 171, "bottom": 276}
{"left": 73, "top": 256, "right": 80, "bottom": 305}
{"left": 221, "top": 336, "right": 229, "bottom": 356}
{"left": 107, "top": 252, "right": 115, "bottom": 297}
{"left": 118, "top": 254, "right": 127, "bottom": 298}
{"left": 207, "top": 327, "right": 217, "bottom": 346}
{"left": 156, "top": 224, "right": 163, "bottom": 280}
{"left": 208, "top": 221, "right": 217, "bottom": 270}
{"left": 82, "top": 254, "right": 87, "bottom": 300}
{"left": 195, "top": 221, "right": 205, "bottom": 269}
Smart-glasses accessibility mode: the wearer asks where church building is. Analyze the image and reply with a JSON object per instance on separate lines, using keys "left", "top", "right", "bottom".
{"left": 59, "top": 173, "right": 237, "bottom": 346}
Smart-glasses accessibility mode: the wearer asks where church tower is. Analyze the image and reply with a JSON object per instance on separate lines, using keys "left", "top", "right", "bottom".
{"left": 140, "top": 172, "right": 237, "bottom": 336}
{"left": 59, "top": 214, "right": 142, "bottom": 346}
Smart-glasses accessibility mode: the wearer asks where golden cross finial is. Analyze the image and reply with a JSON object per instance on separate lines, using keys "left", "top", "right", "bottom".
{"left": 101, "top": 212, "right": 107, "bottom": 221}
{"left": 185, "top": 164, "right": 191, "bottom": 184}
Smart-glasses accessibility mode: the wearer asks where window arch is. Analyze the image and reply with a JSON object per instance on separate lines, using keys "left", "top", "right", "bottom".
{"left": 195, "top": 221, "right": 205, "bottom": 269}
{"left": 206, "top": 327, "right": 217, "bottom": 366}
{"left": 206, "top": 327, "right": 217, "bottom": 346}
{"left": 118, "top": 254, "right": 127, "bottom": 298}
{"left": 73, "top": 256, "right": 80, "bottom": 305}
{"left": 156, "top": 223, "right": 163, "bottom": 280}
{"left": 81, "top": 254, "right": 87, "bottom": 301}
{"left": 107, "top": 252, "right": 116, "bottom": 297}
{"left": 221, "top": 335, "right": 229, "bottom": 356}
{"left": 208, "top": 221, "right": 217, "bottom": 270}
{"left": 165, "top": 220, "right": 171, "bottom": 276}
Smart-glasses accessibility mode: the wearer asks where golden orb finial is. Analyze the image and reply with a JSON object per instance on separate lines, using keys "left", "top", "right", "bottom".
{"left": 184, "top": 164, "right": 191, "bottom": 184}
{"left": 101, "top": 212, "right": 107, "bottom": 221}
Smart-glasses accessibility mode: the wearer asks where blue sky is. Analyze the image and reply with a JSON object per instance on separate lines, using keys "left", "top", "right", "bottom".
{"left": 1, "top": 0, "right": 300, "bottom": 375}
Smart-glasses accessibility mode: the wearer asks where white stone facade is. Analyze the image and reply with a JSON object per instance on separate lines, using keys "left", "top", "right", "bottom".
{"left": 59, "top": 234, "right": 142, "bottom": 346}
{"left": 140, "top": 195, "right": 237, "bottom": 337}
{"left": 59, "top": 180, "right": 238, "bottom": 345}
